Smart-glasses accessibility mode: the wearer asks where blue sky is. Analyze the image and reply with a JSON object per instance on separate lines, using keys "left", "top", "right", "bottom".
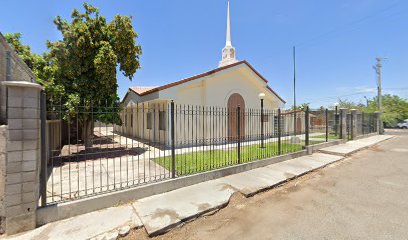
{"left": 1, "top": 0, "right": 407, "bottom": 108}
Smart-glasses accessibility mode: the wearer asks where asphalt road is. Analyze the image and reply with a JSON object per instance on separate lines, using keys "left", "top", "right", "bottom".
{"left": 126, "top": 129, "right": 408, "bottom": 240}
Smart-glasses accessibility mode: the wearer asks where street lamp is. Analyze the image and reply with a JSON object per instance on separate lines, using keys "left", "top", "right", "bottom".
{"left": 258, "top": 93, "right": 265, "bottom": 148}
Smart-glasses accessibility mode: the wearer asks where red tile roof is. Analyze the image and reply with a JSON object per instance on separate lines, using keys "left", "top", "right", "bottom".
{"left": 130, "top": 86, "right": 158, "bottom": 95}
{"left": 128, "top": 60, "right": 286, "bottom": 103}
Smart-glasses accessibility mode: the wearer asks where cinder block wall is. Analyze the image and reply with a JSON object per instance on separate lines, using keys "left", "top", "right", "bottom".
{"left": 0, "top": 126, "right": 6, "bottom": 234}
{"left": 2, "top": 83, "right": 42, "bottom": 235}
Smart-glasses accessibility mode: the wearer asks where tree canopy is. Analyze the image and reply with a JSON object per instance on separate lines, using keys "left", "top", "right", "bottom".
{"left": 366, "top": 94, "right": 408, "bottom": 127}
{"left": 6, "top": 3, "right": 142, "bottom": 148}
{"left": 332, "top": 95, "right": 408, "bottom": 127}
{"left": 48, "top": 3, "right": 142, "bottom": 106}
{"left": 4, "top": 33, "right": 62, "bottom": 98}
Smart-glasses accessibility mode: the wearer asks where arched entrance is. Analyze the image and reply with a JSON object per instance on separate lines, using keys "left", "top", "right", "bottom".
{"left": 228, "top": 93, "right": 245, "bottom": 139}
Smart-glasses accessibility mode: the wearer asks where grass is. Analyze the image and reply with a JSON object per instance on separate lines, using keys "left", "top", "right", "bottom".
{"left": 153, "top": 141, "right": 314, "bottom": 176}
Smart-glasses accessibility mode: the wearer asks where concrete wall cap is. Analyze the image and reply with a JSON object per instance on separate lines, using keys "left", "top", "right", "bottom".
{"left": 2, "top": 81, "right": 44, "bottom": 90}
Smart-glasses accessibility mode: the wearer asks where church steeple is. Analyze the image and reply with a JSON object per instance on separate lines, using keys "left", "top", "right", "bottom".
{"left": 219, "top": 1, "right": 238, "bottom": 67}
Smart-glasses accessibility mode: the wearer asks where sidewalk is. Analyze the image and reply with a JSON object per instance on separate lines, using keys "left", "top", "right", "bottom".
{"left": 4, "top": 134, "right": 393, "bottom": 240}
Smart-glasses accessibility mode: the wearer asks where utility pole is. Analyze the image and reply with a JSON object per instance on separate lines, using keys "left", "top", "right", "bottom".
{"left": 290, "top": 46, "right": 300, "bottom": 143}
{"left": 293, "top": 46, "right": 297, "bottom": 136}
{"left": 373, "top": 57, "right": 384, "bottom": 134}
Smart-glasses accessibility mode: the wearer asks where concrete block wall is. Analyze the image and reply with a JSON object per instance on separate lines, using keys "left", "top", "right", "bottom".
{"left": 375, "top": 112, "right": 381, "bottom": 134}
{"left": 1, "top": 81, "right": 43, "bottom": 235}
{"left": 351, "top": 109, "right": 358, "bottom": 140}
{"left": 339, "top": 108, "right": 347, "bottom": 140}
{"left": 0, "top": 126, "right": 6, "bottom": 234}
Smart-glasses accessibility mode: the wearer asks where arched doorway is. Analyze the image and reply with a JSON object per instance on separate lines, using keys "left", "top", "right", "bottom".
{"left": 228, "top": 93, "right": 245, "bottom": 139}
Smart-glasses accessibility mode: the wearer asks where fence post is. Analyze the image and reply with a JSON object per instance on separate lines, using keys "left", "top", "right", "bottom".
{"left": 260, "top": 99, "right": 264, "bottom": 148}
{"left": 2, "top": 81, "right": 43, "bottom": 235}
{"left": 351, "top": 109, "right": 358, "bottom": 139}
{"left": 350, "top": 112, "right": 353, "bottom": 140}
{"left": 339, "top": 108, "right": 347, "bottom": 139}
{"left": 305, "top": 106, "right": 309, "bottom": 146}
{"left": 40, "top": 91, "right": 47, "bottom": 207}
{"left": 237, "top": 105, "right": 241, "bottom": 164}
{"left": 325, "top": 108, "right": 329, "bottom": 142}
{"left": 334, "top": 106, "right": 338, "bottom": 136}
{"left": 171, "top": 101, "right": 176, "bottom": 178}
{"left": 374, "top": 111, "right": 381, "bottom": 134}
{"left": 278, "top": 108, "right": 281, "bottom": 155}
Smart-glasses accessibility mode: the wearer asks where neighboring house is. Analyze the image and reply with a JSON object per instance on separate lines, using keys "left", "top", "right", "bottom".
{"left": 115, "top": 2, "right": 287, "bottom": 146}
{"left": 0, "top": 32, "right": 36, "bottom": 123}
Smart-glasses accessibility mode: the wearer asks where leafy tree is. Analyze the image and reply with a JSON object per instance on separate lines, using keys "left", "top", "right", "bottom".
{"left": 291, "top": 103, "right": 310, "bottom": 111}
{"left": 366, "top": 94, "right": 408, "bottom": 127}
{"left": 4, "top": 33, "right": 63, "bottom": 99}
{"left": 4, "top": 32, "right": 37, "bottom": 69}
{"left": 47, "top": 3, "right": 142, "bottom": 148}
{"left": 334, "top": 98, "right": 366, "bottom": 111}
{"left": 327, "top": 95, "right": 408, "bottom": 127}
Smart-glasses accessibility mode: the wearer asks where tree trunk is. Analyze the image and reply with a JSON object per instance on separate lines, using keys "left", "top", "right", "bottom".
{"left": 82, "top": 119, "right": 93, "bottom": 149}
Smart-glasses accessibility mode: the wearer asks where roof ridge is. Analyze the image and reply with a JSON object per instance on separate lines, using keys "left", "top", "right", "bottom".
{"left": 127, "top": 60, "right": 286, "bottom": 104}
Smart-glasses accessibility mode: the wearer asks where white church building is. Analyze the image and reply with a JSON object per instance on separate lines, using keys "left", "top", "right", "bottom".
{"left": 116, "top": 2, "right": 292, "bottom": 146}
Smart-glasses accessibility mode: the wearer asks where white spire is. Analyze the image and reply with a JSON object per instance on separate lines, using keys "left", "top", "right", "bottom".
{"left": 226, "top": 0, "right": 232, "bottom": 47}
{"left": 219, "top": 0, "right": 238, "bottom": 67}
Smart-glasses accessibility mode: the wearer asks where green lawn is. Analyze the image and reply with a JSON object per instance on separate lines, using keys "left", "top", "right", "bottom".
{"left": 154, "top": 141, "right": 313, "bottom": 176}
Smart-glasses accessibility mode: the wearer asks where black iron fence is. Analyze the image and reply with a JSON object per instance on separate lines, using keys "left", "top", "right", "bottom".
{"left": 40, "top": 99, "right": 379, "bottom": 205}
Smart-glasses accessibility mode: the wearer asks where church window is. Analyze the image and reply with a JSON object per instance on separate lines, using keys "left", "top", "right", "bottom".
{"left": 159, "top": 111, "right": 166, "bottom": 130}
{"left": 147, "top": 112, "right": 152, "bottom": 129}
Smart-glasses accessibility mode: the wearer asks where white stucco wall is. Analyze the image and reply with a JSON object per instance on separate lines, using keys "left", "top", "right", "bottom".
{"left": 117, "top": 63, "right": 287, "bottom": 146}
{"left": 158, "top": 64, "right": 283, "bottom": 109}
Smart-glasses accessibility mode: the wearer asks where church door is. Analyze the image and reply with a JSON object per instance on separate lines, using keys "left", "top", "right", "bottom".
{"left": 228, "top": 93, "right": 245, "bottom": 140}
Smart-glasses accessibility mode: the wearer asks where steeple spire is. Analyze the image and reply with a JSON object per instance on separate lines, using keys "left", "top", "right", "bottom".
{"left": 219, "top": 0, "right": 238, "bottom": 67}
{"left": 226, "top": 0, "right": 232, "bottom": 47}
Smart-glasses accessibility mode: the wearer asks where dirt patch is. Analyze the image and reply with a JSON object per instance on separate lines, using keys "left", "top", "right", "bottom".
{"left": 369, "top": 145, "right": 383, "bottom": 152}
{"left": 151, "top": 209, "right": 180, "bottom": 222}
{"left": 195, "top": 203, "right": 211, "bottom": 211}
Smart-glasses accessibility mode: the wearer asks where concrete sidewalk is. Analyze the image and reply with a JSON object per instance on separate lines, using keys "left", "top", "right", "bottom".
{"left": 3, "top": 135, "right": 392, "bottom": 240}
{"left": 319, "top": 135, "right": 392, "bottom": 156}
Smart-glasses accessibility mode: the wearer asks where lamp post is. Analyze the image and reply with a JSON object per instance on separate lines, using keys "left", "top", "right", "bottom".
{"left": 259, "top": 93, "right": 265, "bottom": 148}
